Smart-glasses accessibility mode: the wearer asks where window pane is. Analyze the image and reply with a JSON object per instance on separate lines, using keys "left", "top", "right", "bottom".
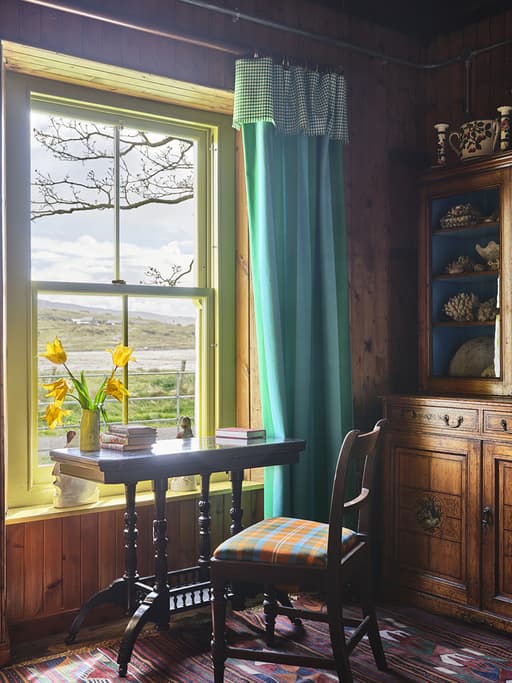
{"left": 37, "top": 293, "right": 123, "bottom": 463}
{"left": 31, "top": 112, "right": 115, "bottom": 283}
{"left": 125, "top": 297, "right": 197, "bottom": 439}
{"left": 119, "top": 127, "right": 197, "bottom": 287}
{"left": 37, "top": 293, "right": 198, "bottom": 463}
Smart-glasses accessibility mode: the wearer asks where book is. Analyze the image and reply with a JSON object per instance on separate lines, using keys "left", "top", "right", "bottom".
{"left": 215, "top": 427, "right": 266, "bottom": 440}
{"left": 100, "top": 440, "right": 153, "bottom": 452}
{"left": 108, "top": 424, "right": 157, "bottom": 436}
{"left": 215, "top": 436, "right": 265, "bottom": 446}
{"left": 100, "top": 432, "right": 156, "bottom": 446}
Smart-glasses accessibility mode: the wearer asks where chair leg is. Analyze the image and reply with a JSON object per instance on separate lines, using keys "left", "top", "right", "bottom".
{"left": 360, "top": 559, "right": 387, "bottom": 671}
{"left": 327, "top": 605, "right": 353, "bottom": 683}
{"left": 263, "top": 585, "right": 277, "bottom": 646}
{"left": 211, "top": 578, "right": 227, "bottom": 683}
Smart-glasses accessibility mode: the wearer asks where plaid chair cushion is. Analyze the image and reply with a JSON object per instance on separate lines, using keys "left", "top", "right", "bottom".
{"left": 213, "top": 516, "right": 358, "bottom": 567}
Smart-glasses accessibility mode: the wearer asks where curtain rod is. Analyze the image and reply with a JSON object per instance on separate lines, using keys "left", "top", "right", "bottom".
{"left": 22, "top": 0, "right": 512, "bottom": 71}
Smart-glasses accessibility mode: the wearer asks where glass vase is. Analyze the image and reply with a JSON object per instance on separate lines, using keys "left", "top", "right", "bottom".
{"left": 80, "top": 408, "right": 101, "bottom": 451}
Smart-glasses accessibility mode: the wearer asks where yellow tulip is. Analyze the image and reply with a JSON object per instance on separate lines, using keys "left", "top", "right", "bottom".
{"left": 40, "top": 337, "right": 67, "bottom": 365}
{"left": 105, "top": 377, "right": 130, "bottom": 402}
{"left": 107, "top": 344, "right": 136, "bottom": 368}
{"left": 42, "top": 378, "right": 69, "bottom": 403}
{"left": 44, "top": 402, "right": 71, "bottom": 429}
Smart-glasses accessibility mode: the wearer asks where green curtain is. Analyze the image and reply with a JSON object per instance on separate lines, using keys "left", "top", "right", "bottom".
{"left": 235, "top": 58, "right": 352, "bottom": 522}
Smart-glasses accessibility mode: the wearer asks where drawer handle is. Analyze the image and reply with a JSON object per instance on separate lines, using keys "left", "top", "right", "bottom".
{"left": 482, "top": 505, "right": 493, "bottom": 528}
{"left": 501, "top": 419, "right": 508, "bottom": 431}
{"left": 442, "top": 414, "right": 463, "bottom": 429}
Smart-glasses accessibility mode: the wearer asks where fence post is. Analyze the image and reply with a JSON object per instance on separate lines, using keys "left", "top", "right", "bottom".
{"left": 175, "top": 359, "right": 186, "bottom": 426}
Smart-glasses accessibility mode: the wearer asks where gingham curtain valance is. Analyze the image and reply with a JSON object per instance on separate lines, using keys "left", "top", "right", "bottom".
{"left": 233, "top": 57, "right": 348, "bottom": 141}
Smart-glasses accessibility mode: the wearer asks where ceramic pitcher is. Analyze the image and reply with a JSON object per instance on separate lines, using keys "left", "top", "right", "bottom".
{"left": 449, "top": 119, "right": 499, "bottom": 160}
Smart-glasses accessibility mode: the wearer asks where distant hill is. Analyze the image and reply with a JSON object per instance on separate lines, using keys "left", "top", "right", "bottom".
{"left": 38, "top": 298, "right": 195, "bottom": 351}
{"left": 38, "top": 298, "right": 194, "bottom": 326}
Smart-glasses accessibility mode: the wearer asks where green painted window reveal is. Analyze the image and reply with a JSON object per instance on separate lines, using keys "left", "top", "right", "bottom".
{"left": 5, "top": 74, "right": 236, "bottom": 509}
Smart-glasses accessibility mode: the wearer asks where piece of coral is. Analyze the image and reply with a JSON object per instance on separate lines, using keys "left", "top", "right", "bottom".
{"left": 477, "top": 297, "right": 497, "bottom": 322}
{"left": 443, "top": 292, "right": 479, "bottom": 321}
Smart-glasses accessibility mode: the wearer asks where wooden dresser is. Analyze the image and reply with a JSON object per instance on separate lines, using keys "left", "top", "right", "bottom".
{"left": 382, "top": 393, "right": 512, "bottom": 631}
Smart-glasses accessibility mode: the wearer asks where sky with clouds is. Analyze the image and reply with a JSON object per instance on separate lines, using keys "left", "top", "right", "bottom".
{"left": 31, "top": 111, "right": 198, "bottom": 319}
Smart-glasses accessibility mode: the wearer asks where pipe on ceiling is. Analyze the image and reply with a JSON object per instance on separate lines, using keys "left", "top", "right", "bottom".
{"left": 21, "top": 0, "right": 512, "bottom": 71}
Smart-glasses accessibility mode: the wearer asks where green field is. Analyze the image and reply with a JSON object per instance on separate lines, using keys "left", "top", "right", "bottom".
{"left": 37, "top": 301, "right": 196, "bottom": 445}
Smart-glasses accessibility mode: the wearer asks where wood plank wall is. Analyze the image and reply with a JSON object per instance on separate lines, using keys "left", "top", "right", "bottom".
{"left": 424, "top": 9, "right": 512, "bottom": 161}
{"left": 2, "top": 0, "right": 509, "bottom": 650}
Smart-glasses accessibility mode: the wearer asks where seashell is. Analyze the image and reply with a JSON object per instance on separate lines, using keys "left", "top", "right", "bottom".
{"left": 449, "top": 336, "right": 494, "bottom": 377}
{"left": 488, "top": 258, "right": 500, "bottom": 271}
{"left": 473, "top": 263, "right": 485, "bottom": 272}
{"left": 475, "top": 240, "right": 500, "bottom": 261}
{"left": 445, "top": 255, "right": 474, "bottom": 274}
{"left": 445, "top": 261, "right": 465, "bottom": 274}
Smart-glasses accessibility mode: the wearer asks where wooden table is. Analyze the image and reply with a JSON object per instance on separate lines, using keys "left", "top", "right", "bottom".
{"left": 50, "top": 436, "right": 305, "bottom": 677}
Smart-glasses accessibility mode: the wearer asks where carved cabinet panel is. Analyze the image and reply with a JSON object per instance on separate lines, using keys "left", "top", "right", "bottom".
{"left": 385, "top": 430, "right": 480, "bottom": 608}
{"left": 482, "top": 442, "right": 512, "bottom": 617}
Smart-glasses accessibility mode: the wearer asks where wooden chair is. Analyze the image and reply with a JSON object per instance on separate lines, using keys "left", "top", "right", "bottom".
{"left": 210, "top": 419, "right": 387, "bottom": 683}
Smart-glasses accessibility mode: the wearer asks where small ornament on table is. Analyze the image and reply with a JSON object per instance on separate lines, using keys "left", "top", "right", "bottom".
{"left": 176, "top": 416, "right": 193, "bottom": 438}
{"left": 434, "top": 123, "right": 450, "bottom": 165}
{"left": 497, "top": 106, "right": 512, "bottom": 151}
{"left": 171, "top": 416, "right": 197, "bottom": 492}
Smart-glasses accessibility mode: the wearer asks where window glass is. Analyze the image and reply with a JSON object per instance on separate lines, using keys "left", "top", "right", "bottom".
{"left": 120, "top": 127, "right": 197, "bottom": 286}
{"left": 31, "top": 113, "right": 115, "bottom": 282}
{"left": 36, "top": 293, "right": 198, "bottom": 464}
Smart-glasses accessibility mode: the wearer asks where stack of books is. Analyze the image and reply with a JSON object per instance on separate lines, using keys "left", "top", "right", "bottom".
{"left": 100, "top": 424, "right": 157, "bottom": 452}
{"left": 215, "top": 427, "right": 266, "bottom": 445}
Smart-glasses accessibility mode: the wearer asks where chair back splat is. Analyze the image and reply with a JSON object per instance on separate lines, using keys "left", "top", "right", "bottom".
{"left": 210, "top": 419, "right": 388, "bottom": 683}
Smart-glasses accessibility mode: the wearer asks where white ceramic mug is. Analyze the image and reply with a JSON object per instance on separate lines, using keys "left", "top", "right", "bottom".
{"left": 449, "top": 119, "right": 499, "bottom": 160}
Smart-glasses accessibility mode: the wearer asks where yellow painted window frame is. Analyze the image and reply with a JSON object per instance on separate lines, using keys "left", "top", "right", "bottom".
{"left": 4, "top": 72, "right": 236, "bottom": 510}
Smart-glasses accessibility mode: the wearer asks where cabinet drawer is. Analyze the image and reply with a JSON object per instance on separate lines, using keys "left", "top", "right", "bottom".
{"left": 389, "top": 403, "right": 479, "bottom": 433}
{"left": 483, "top": 411, "right": 512, "bottom": 439}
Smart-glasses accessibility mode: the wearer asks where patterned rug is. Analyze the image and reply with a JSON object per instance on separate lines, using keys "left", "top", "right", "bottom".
{"left": 1, "top": 596, "right": 512, "bottom": 682}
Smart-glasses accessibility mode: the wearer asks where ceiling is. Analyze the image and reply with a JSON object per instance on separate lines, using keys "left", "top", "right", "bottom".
{"left": 310, "top": 0, "right": 511, "bottom": 44}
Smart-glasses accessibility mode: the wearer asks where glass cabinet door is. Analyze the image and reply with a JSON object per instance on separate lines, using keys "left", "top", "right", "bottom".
{"left": 431, "top": 188, "right": 500, "bottom": 379}
{"left": 419, "top": 160, "right": 511, "bottom": 396}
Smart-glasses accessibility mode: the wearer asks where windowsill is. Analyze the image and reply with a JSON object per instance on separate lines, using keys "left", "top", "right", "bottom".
{"left": 6, "top": 480, "right": 264, "bottom": 524}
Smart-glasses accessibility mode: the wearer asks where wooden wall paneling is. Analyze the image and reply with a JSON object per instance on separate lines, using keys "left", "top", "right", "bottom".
{"left": 5, "top": 524, "right": 24, "bottom": 622}
{"left": 80, "top": 514, "right": 99, "bottom": 606}
{"left": 17, "top": 1, "right": 41, "bottom": 46}
{"left": 176, "top": 498, "right": 198, "bottom": 569}
{"left": 488, "top": 13, "right": 508, "bottom": 119}
{"left": 476, "top": 19, "right": 491, "bottom": 119}
{"left": 114, "top": 509, "right": 126, "bottom": 578}
{"left": 386, "top": 35, "right": 422, "bottom": 398}
{"left": 97, "top": 510, "right": 117, "bottom": 589}
{"left": 62, "top": 515, "right": 81, "bottom": 611}
{"left": 209, "top": 493, "right": 226, "bottom": 555}
{"left": 23, "top": 520, "right": 44, "bottom": 619}
{"left": 345, "top": 17, "right": 379, "bottom": 426}
{"left": 43, "top": 517, "right": 63, "bottom": 614}
{"left": 80, "top": 10, "right": 123, "bottom": 68}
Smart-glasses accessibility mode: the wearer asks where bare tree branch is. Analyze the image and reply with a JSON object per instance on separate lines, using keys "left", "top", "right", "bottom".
{"left": 31, "top": 116, "right": 194, "bottom": 221}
